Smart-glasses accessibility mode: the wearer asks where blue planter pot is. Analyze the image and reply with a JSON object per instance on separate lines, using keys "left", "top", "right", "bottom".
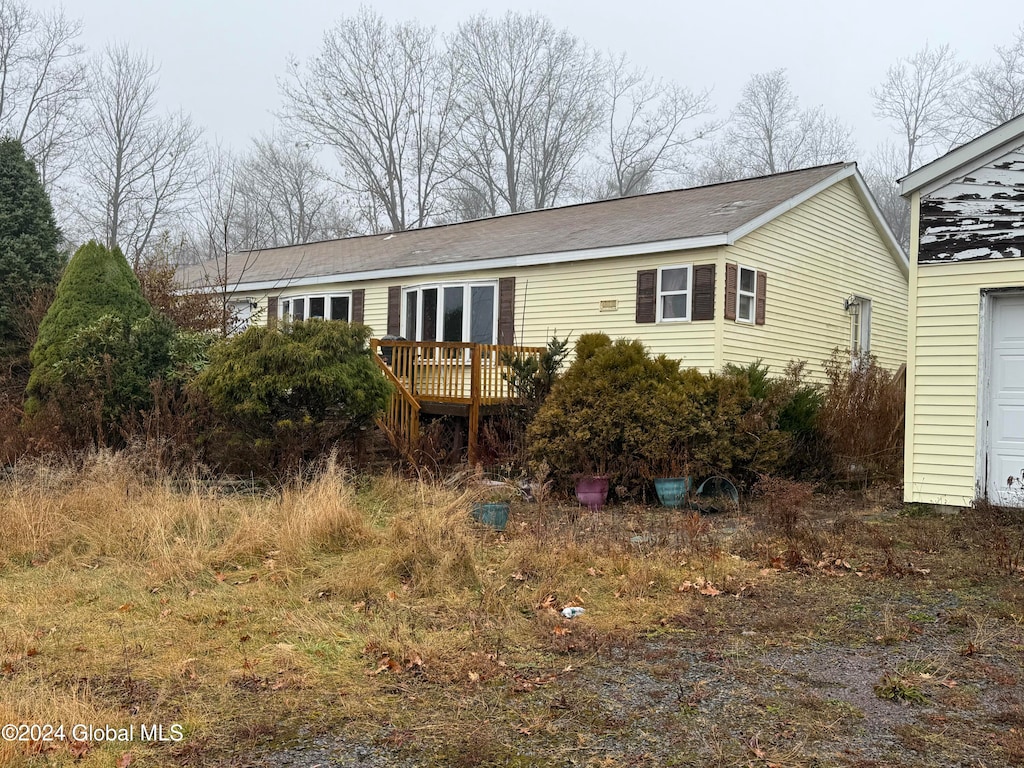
{"left": 654, "top": 476, "right": 692, "bottom": 508}
{"left": 472, "top": 502, "right": 509, "bottom": 531}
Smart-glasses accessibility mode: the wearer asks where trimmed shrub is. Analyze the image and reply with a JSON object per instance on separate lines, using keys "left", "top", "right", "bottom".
{"left": 193, "top": 320, "right": 392, "bottom": 472}
{"left": 26, "top": 240, "right": 151, "bottom": 416}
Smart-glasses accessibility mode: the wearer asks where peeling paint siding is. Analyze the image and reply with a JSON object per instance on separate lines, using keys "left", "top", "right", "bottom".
{"left": 906, "top": 255, "right": 1024, "bottom": 506}
{"left": 919, "top": 144, "right": 1024, "bottom": 263}
{"left": 722, "top": 178, "right": 908, "bottom": 379}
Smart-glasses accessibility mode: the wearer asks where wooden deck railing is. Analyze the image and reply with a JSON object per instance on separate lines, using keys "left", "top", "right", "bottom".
{"left": 370, "top": 340, "right": 546, "bottom": 462}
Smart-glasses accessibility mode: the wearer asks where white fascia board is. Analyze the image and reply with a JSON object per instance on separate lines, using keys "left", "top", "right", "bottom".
{"left": 726, "top": 163, "right": 908, "bottom": 278}
{"left": 899, "top": 113, "right": 1024, "bottom": 196}
{"left": 726, "top": 164, "right": 856, "bottom": 243}
{"left": 218, "top": 233, "right": 729, "bottom": 294}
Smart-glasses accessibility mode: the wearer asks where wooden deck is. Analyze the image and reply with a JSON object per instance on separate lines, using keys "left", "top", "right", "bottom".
{"left": 370, "top": 339, "right": 546, "bottom": 463}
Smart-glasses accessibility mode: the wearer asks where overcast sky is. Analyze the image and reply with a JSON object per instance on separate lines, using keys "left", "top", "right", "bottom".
{"left": 60, "top": 0, "right": 1024, "bottom": 163}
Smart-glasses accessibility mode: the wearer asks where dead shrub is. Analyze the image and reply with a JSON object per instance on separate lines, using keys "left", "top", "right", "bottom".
{"left": 817, "top": 351, "right": 905, "bottom": 485}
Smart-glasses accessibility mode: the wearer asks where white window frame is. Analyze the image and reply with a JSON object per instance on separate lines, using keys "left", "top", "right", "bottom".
{"left": 656, "top": 264, "right": 692, "bottom": 323}
{"left": 736, "top": 265, "right": 757, "bottom": 324}
{"left": 401, "top": 281, "right": 499, "bottom": 344}
{"left": 280, "top": 292, "right": 353, "bottom": 322}
{"left": 847, "top": 295, "right": 872, "bottom": 360}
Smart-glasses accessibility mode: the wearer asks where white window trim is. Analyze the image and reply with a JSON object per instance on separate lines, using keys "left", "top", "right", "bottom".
{"left": 656, "top": 264, "right": 693, "bottom": 323}
{"left": 736, "top": 265, "right": 757, "bottom": 324}
{"left": 401, "top": 280, "right": 499, "bottom": 343}
{"left": 847, "top": 295, "right": 872, "bottom": 361}
{"left": 280, "top": 291, "right": 353, "bottom": 322}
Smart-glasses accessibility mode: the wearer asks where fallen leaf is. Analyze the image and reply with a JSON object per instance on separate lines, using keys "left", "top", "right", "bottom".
{"left": 468, "top": 671, "right": 480, "bottom": 683}
{"left": 68, "top": 740, "right": 90, "bottom": 758}
{"left": 386, "top": 590, "right": 398, "bottom": 601}
{"left": 115, "top": 753, "right": 133, "bottom": 768}
{"left": 586, "top": 568, "right": 598, "bottom": 577}
{"left": 552, "top": 625, "right": 571, "bottom": 636}
{"left": 748, "top": 735, "right": 766, "bottom": 759}
{"left": 117, "top": 603, "right": 134, "bottom": 613}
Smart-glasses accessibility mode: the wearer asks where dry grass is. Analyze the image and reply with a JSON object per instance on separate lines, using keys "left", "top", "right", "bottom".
{"left": 0, "top": 455, "right": 1022, "bottom": 766}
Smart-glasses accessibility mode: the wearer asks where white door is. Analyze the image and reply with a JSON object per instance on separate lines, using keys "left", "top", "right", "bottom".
{"left": 986, "top": 294, "right": 1024, "bottom": 505}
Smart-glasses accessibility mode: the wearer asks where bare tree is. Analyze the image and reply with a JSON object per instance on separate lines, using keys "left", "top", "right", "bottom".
{"left": 861, "top": 141, "right": 910, "bottom": 248}
{"left": 0, "top": 1, "right": 86, "bottom": 191}
{"left": 594, "top": 53, "right": 715, "bottom": 197}
{"left": 872, "top": 44, "right": 967, "bottom": 174}
{"left": 960, "top": 25, "right": 1024, "bottom": 133}
{"left": 238, "top": 134, "right": 348, "bottom": 246}
{"left": 76, "top": 44, "right": 201, "bottom": 267}
{"left": 451, "top": 12, "right": 604, "bottom": 214}
{"left": 721, "top": 69, "right": 855, "bottom": 177}
{"left": 281, "top": 8, "right": 459, "bottom": 233}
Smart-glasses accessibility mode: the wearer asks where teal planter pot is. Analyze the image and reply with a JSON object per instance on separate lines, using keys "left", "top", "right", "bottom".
{"left": 472, "top": 502, "right": 509, "bottom": 532}
{"left": 654, "top": 476, "right": 691, "bottom": 508}
{"left": 575, "top": 476, "right": 609, "bottom": 510}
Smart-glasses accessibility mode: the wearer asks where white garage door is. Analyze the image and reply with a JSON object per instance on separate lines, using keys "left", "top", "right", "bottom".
{"left": 987, "top": 294, "right": 1024, "bottom": 505}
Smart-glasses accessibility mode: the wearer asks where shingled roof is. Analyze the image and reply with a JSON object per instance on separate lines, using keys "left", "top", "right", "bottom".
{"left": 181, "top": 162, "right": 898, "bottom": 291}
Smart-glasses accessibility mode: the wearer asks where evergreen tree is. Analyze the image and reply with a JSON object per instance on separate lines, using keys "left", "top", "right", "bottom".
{"left": 26, "top": 240, "right": 151, "bottom": 416}
{"left": 0, "top": 138, "right": 63, "bottom": 353}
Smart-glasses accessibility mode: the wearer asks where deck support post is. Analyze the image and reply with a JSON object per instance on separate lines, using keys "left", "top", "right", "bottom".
{"left": 468, "top": 344, "right": 482, "bottom": 465}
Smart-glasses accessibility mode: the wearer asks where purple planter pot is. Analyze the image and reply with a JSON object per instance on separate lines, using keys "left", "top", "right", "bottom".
{"left": 575, "top": 476, "right": 609, "bottom": 510}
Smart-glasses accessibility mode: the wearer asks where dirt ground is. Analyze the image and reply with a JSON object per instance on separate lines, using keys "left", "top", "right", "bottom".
{"left": 235, "top": 495, "right": 1024, "bottom": 768}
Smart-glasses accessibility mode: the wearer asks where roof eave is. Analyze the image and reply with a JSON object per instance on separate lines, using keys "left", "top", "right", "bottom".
{"left": 898, "top": 113, "right": 1024, "bottom": 197}
{"left": 727, "top": 163, "right": 909, "bottom": 278}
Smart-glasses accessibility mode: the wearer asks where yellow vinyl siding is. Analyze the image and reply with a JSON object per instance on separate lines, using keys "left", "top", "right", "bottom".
{"left": 905, "top": 225, "right": 1024, "bottom": 506}
{"left": 252, "top": 249, "right": 724, "bottom": 372}
{"left": 722, "top": 179, "right": 908, "bottom": 380}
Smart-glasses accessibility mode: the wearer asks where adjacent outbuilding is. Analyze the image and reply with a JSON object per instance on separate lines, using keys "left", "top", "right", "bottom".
{"left": 901, "top": 114, "right": 1024, "bottom": 507}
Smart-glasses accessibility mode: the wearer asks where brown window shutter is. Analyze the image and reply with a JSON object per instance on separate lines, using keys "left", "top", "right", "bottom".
{"left": 691, "top": 264, "right": 715, "bottom": 321}
{"left": 351, "top": 289, "right": 365, "bottom": 324}
{"left": 387, "top": 286, "right": 402, "bottom": 336}
{"left": 755, "top": 271, "right": 767, "bottom": 325}
{"left": 498, "top": 277, "right": 516, "bottom": 345}
{"left": 266, "top": 296, "right": 278, "bottom": 328}
{"left": 724, "top": 263, "right": 737, "bottom": 321}
{"left": 635, "top": 269, "right": 657, "bottom": 323}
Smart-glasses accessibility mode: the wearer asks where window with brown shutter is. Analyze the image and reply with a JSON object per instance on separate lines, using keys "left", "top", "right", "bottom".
{"left": 266, "top": 296, "right": 278, "bottom": 328}
{"left": 691, "top": 264, "right": 715, "bottom": 321}
{"left": 724, "top": 263, "right": 737, "bottom": 321}
{"left": 635, "top": 269, "right": 657, "bottom": 323}
{"left": 498, "top": 277, "right": 515, "bottom": 344}
{"left": 351, "top": 289, "right": 365, "bottom": 324}
{"left": 386, "top": 285, "right": 402, "bottom": 336}
{"left": 755, "top": 271, "right": 767, "bottom": 325}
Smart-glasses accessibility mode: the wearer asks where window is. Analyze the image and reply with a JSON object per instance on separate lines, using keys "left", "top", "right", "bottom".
{"left": 280, "top": 293, "right": 352, "bottom": 322}
{"left": 402, "top": 282, "right": 497, "bottom": 343}
{"left": 848, "top": 296, "right": 872, "bottom": 358}
{"left": 737, "top": 266, "right": 756, "bottom": 323}
{"left": 657, "top": 265, "right": 691, "bottom": 322}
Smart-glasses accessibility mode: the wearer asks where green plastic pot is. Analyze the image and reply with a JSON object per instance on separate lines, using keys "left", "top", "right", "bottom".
{"left": 471, "top": 502, "right": 509, "bottom": 532}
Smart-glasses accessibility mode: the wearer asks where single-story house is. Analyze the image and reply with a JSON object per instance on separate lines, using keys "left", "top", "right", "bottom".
{"left": 181, "top": 163, "right": 907, "bottom": 382}
{"left": 900, "top": 115, "right": 1024, "bottom": 508}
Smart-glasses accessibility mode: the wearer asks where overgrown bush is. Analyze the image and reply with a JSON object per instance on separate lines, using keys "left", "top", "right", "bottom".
{"left": 817, "top": 350, "right": 905, "bottom": 484}
{"left": 526, "top": 336, "right": 802, "bottom": 496}
{"left": 193, "top": 320, "right": 392, "bottom": 473}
